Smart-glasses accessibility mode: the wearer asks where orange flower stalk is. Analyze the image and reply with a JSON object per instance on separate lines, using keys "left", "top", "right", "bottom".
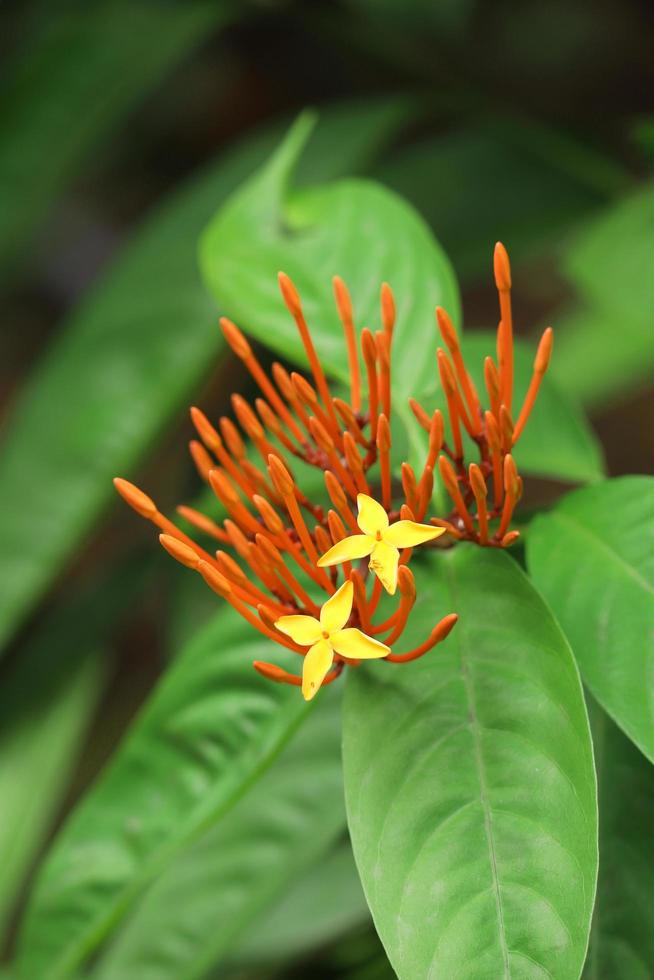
{"left": 115, "top": 273, "right": 458, "bottom": 698}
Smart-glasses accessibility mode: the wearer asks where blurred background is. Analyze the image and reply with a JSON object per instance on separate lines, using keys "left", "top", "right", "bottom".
{"left": 1, "top": 1, "right": 653, "bottom": 976}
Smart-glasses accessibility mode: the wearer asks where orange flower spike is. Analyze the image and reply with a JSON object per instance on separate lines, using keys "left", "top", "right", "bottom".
{"left": 494, "top": 242, "right": 514, "bottom": 411}
{"left": 437, "top": 351, "right": 464, "bottom": 459}
{"left": 386, "top": 612, "right": 458, "bottom": 663}
{"left": 513, "top": 327, "right": 553, "bottom": 444}
{"left": 497, "top": 454, "right": 519, "bottom": 539}
{"left": 253, "top": 662, "right": 303, "bottom": 687}
{"left": 324, "top": 470, "right": 359, "bottom": 532}
{"left": 438, "top": 455, "right": 475, "bottom": 533}
{"left": 436, "top": 307, "right": 481, "bottom": 433}
{"left": 220, "top": 316, "right": 306, "bottom": 443}
{"left": 176, "top": 505, "right": 230, "bottom": 543}
{"left": 361, "top": 328, "right": 379, "bottom": 442}
{"left": 469, "top": 462, "right": 489, "bottom": 544}
{"left": 114, "top": 479, "right": 218, "bottom": 565}
{"left": 333, "top": 275, "right": 362, "bottom": 413}
{"left": 376, "top": 330, "right": 392, "bottom": 421}
{"left": 343, "top": 431, "right": 370, "bottom": 494}
{"left": 381, "top": 282, "right": 396, "bottom": 343}
{"left": 278, "top": 272, "right": 341, "bottom": 437}
{"left": 381, "top": 566, "right": 416, "bottom": 645}
{"left": 189, "top": 440, "right": 214, "bottom": 482}
{"left": 484, "top": 410, "right": 503, "bottom": 508}
{"left": 483, "top": 356, "right": 501, "bottom": 424}
{"left": 191, "top": 408, "right": 255, "bottom": 497}
{"left": 308, "top": 417, "right": 358, "bottom": 500}
{"left": 499, "top": 404, "right": 514, "bottom": 455}
{"left": 401, "top": 462, "right": 419, "bottom": 514}
{"left": 255, "top": 534, "right": 320, "bottom": 614}
{"left": 377, "top": 413, "right": 392, "bottom": 511}
{"left": 219, "top": 417, "right": 247, "bottom": 460}
{"left": 268, "top": 454, "right": 331, "bottom": 587}
{"left": 408, "top": 397, "right": 431, "bottom": 433}
{"left": 333, "top": 397, "right": 368, "bottom": 448}
{"left": 437, "top": 348, "right": 476, "bottom": 442}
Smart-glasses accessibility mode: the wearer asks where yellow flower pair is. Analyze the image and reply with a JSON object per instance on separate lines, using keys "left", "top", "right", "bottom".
{"left": 276, "top": 494, "right": 444, "bottom": 699}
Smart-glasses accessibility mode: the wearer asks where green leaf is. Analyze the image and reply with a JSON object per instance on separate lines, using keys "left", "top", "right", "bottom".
{"left": 551, "top": 184, "right": 654, "bottom": 406}
{"left": 227, "top": 840, "right": 368, "bottom": 969}
{"left": 0, "top": 100, "right": 405, "bottom": 656}
{"left": 375, "top": 121, "right": 609, "bottom": 283}
{"left": 425, "top": 332, "right": 604, "bottom": 483}
{"left": 0, "top": 559, "right": 144, "bottom": 939}
{"left": 583, "top": 698, "right": 654, "bottom": 979}
{"left": 0, "top": 0, "right": 229, "bottom": 280}
{"left": 92, "top": 691, "right": 346, "bottom": 980}
{"left": 200, "top": 115, "right": 461, "bottom": 399}
{"left": 343, "top": 546, "right": 598, "bottom": 980}
{"left": 15, "top": 606, "right": 314, "bottom": 979}
{"left": 527, "top": 476, "right": 654, "bottom": 763}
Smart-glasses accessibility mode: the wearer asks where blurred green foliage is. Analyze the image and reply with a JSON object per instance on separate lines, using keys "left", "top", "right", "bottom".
{"left": 1, "top": 0, "right": 653, "bottom": 977}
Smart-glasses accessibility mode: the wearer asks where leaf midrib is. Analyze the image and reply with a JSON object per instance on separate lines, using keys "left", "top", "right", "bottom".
{"left": 446, "top": 562, "right": 511, "bottom": 979}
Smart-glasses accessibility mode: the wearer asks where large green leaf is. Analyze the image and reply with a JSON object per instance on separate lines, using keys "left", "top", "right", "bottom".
{"left": 551, "top": 183, "right": 654, "bottom": 406}
{"left": 343, "top": 546, "right": 597, "bottom": 979}
{"left": 423, "top": 332, "right": 604, "bottom": 484}
{"left": 375, "top": 122, "right": 609, "bottom": 283}
{"left": 93, "top": 691, "right": 346, "bottom": 980}
{"left": 0, "top": 558, "right": 145, "bottom": 939}
{"left": 582, "top": 698, "right": 654, "bottom": 979}
{"left": 0, "top": 0, "right": 227, "bottom": 280}
{"left": 0, "top": 100, "right": 406, "bottom": 656}
{"left": 527, "top": 477, "right": 654, "bottom": 763}
{"left": 200, "top": 115, "right": 461, "bottom": 399}
{"left": 15, "top": 606, "right": 315, "bottom": 979}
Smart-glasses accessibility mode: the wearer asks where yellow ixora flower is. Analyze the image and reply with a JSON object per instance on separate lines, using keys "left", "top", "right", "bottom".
{"left": 317, "top": 493, "right": 445, "bottom": 595}
{"left": 275, "top": 580, "right": 389, "bottom": 700}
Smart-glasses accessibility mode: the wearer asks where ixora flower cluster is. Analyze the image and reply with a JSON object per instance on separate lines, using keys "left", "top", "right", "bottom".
{"left": 115, "top": 244, "right": 552, "bottom": 700}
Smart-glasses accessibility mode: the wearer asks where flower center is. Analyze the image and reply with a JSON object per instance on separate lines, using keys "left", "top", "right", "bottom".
{"left": 322, "top": 630, "right": 330, "bottom": 640}
{"left": 375, "top": 530, "right": 382, "bottom": 541}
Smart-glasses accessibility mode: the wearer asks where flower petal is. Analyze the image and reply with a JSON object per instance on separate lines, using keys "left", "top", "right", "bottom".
{"left": 383, "top": 520, "right": 446, "bottom": 549}
{"left": 302, "top": 639, "right": 334, "bottom": 701}
{"left": 331, "top": 627, "right": 389, "bottom": 660}
{"left": 369, "top": 539, "right": 399, "bottom": 595}
{"left": 356, "top": 493, "right": 389, "bottom": 536}
{"left": 317, "top": 534, "right": 374, "bottom": 567}
{"left": 320, "top": 579, "right": 354, "bottom": 633}
{"left": 274, "top": 615, "right": 322, "bottom": 646}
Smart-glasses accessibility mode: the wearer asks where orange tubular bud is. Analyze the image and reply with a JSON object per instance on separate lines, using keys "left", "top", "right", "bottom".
{"left": 376, "top": 330, "right": 391, "bottom": 421}
{"left": 401, "top": 462, "right": 419, "bottom": 513}
{"left": 176, "top": 505, "right": 230, "bottom": 543}
{"left": 361, "top": 328, "right": 379, "bottom": 441}
{"left": 277, "top": 271, "right": 302, "bottom": 317}
{"left": 377, "top": 413, "right": 392, "bottom": 511}
{"left": 494, "top": 243, "right": 514, "bottom": 411}
{"left": 314, "top": 525, "right": 332, "bottom": 556}
{"left": 513, "top": 327, "right": 553, "bottom": 444}
{"left": 437, "top": 351, "right": 463, "bottom": 460}
{"left": 252, "top": 494, "right": 284, "bottom": 534}
{"left": 324, "top": 470, "right": 358, "bottom": 532}
{"left": 189, "top": 441, "right": 214, "bottom": 482}
{"left": 501, "top": 530, "right": 520, "bottom": 547}
{"left": 197, "top": 560, "right": 232, "bottom": 598}
{"left": 416, "top": 466, "right": 434, "bottom": 519}
{"left": 484, "top": 411, "right": 503, "bottom": 509}
{"left": 497, "top": 454, "right": 519, "bottom": 539}
{"left": 231, "top": 394, "right": 266, "bottom": 443}
{"left": 386, "top": 613, "right": 458, "bottom": 663}
{"left": 333, "top": 398, "right": 367, "bottom": 447}
{"left": 220, "top": 317, "right": 252, "bottom": 359}
{"left": 327, "top": 509, "right": 347, "bottom": 544}
{"left": 484, "top": 357, "right": 501, "bottom": 422}
{"left": 220, "top": 417, "right": 246, "bottom": 459}
{"left": 333, "top": 275, "right": 362, "bottom": 413}
{"left": 430, "top": 516, "right": 462, "bottom": 539}
{"left": 343, "top": 432, "right": 369, "bottom": 493}
{"left": 159, "top": 533, "right": 200, "bottom": 568}
{"left": 499, "top": 404, "right": 514, "bottom": 454}
{"left": 267, "top": 454, "right": 295, "bottom": 499}
{"left": 190, "top": 406, "right": 222, "bottom": 453}
{"left": 469, "top": 462, "right": 489, "bottom": 544}
{"left": 438, "top": 455, "right": 474, "bottom": 533}
{"left": 408, "top": 397, "right": 431, "bottom": 433}
{"left": 308, "top": 415, "right": 334, "bottom": 452}
{"left": 209, "top": 468, "right": 239, "bottom": 506}
{"left": 253, "top": 662, "right": 302, "bottom": 687}
{"left": 436, "top": 308, "right": 481, "bottom": 430}
{"left": 381, "top": 282, "right": 396, "bottom": 341}
{"left": 437, "top": 347, "right": 475, "bottom": 441}
{"left": 113, "top": 478, "right": 157, "bottom": 519}
{"left": 493, "top": 242, "right": 512, "bottom": 292}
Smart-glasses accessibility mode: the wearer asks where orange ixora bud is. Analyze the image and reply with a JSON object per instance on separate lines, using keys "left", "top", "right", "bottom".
{"left": 267, "top": 453, "right": 295, "bottom": 498}
{"left": 493, "top": 241, "right": 511, "bottom": 291}
{"left": 113, "top": 478, "right": 157, "bottom": 519}
{"left": 381, "top": 282, "right": 396, "bottom": 339}
{"left": 220, "top": 317, "right": 252, "bottom": 359}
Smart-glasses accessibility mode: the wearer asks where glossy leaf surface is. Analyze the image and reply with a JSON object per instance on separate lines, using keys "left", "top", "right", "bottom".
{"left": 527, "top": 476, "right": 654, "bottom": 762}
{"left": 343, "top": 546, "right": 597, "bottom": 979}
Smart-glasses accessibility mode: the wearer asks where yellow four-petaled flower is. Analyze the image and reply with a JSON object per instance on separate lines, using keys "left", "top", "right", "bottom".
{"left": 275, "top": 580, "right": 389, "bottom": 700}
{"left": 317, "top": 493, "right": 444, "bottom": 594}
